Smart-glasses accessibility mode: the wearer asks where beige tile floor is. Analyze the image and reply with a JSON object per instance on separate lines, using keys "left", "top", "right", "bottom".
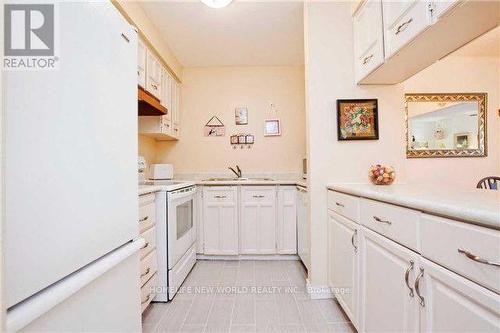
{"left": 142, "top": 260, "right": 355, "bottom": 333}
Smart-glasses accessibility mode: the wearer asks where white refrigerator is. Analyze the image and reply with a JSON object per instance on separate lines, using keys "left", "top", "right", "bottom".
{"left": 4, "top": 1, "right": 142, "bottom": 331}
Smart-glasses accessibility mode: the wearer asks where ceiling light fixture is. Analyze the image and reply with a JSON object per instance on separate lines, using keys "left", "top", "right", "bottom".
{"left": 200, "top": 0, "right": 233, "bottom": 9}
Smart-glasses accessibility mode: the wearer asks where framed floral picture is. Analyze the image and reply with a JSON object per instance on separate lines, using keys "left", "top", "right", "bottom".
{"left": 337, "top": 99, "right": 379, "bottom": 140}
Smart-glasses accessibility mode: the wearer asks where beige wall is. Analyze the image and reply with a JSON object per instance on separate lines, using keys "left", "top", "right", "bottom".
{"left": 155, "top": 66, "right": 306, "bottom": 175}
{"left": 114, "top": 1, "right": 183, "bottom": 80}
{"left": 303, "top": 2, "right": 499, "bottom": 289}
{"left": 403, "top": 56, "right": 500, "bottom": 188}
{"left": 304, "top": 1, "right": 405, "bottom": 288}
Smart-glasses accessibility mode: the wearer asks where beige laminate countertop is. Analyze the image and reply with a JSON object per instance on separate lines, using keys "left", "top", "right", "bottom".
{"left": 328, "top": 183, "right": 500, "bottom": 229}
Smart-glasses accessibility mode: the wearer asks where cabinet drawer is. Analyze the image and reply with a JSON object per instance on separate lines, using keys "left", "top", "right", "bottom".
{"left": 383, "top": 0, "right": 431, "bottom": 58}
{"left": 203, "top": 187, "right": 236, "bottom": 203}
{"left": 328, "top": 191, "right": 360, "bottom": 223}
{"left": 360, "top": 198, "right": 419, "bottom": 251}
{"left": 138, "top": 202, "right": 155, "bottom": 233}
{"left": 139, "top": 193, "right": 155, "bottom": 206}
{"left": 140, "top": 226, "right": 156, "bottom": 259}
{"left": 141, "top": 273, "right": 157, "bottom": 313}
{"left": 241, "top": 186, "right": 276, "bottom": 203}
{"left": 140, "top": 250, "right": 158, "bottom": 287}
{"left": 421, "top": 214, "right": 500, "bottom": 293}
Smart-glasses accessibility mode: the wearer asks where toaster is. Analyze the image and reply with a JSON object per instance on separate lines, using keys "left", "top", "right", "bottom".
{"left": 149, "top": 164, "right": 174, "bottom": 180}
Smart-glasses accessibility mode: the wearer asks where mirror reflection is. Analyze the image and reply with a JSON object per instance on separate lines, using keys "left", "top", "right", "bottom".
{"left": 405, "top": 93, "right": 487, "bottom": 158}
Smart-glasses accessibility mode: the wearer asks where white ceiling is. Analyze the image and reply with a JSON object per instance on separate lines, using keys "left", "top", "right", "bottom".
{"left": 140, "top": 1, "right": 304, "bottom": 67}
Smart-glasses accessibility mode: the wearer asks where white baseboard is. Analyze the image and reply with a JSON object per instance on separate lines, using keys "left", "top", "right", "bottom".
{"left": 306, "top": 279, "right": 335, "bottom": 300}
{"left": 196, "top": 254, "right": 299, "bottom": 261}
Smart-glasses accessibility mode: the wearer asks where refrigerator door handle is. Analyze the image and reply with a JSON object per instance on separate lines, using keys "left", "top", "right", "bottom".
{"left": 6, "top": 238, "right": 145, "bottom": 332}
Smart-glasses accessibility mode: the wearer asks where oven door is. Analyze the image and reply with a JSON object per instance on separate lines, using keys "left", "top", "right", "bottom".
{"left": 167, "top": 187, "right": 196, "bottom": 269}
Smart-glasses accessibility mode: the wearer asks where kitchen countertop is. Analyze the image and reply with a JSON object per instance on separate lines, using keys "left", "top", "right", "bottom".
{"left": 139, "top": 179, "right": 308, "bottom": 196}
{"left": 328, "top": 183, "right": 500, "bottom": 229}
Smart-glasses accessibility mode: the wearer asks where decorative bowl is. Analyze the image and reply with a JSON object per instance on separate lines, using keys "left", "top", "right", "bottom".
{"left": 369, "top": 165, "right": 395, "bottom": 185}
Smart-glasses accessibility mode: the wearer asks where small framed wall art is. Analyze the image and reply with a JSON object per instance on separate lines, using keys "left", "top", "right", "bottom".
{"left": 264, "top": 119, "right": 281, "bottom": 136}
{"left": 337, "top": 99, "right": 378, "bottom": 140}
{"left": 235, "top": 107, "right": 248, "bottom": 125}
{"left": 204, "top": 116, "right": 225, "bottom": 137}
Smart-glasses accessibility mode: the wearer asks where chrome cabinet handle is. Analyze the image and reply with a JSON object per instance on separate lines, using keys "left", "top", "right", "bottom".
{"left": 458, "top": 248, "right": 500, "bottom": 268}
{"left": 395, "top": 18, "right": 413, "bottom": 35}
{"left": 351, "top": 229, "right": 358, "bottom": 253}
{"left": 137, "top": 70, "right": 140, "bottom": 76}
{"left": 253, "top": 195, "right": 265, "bottom": 198}
{"left": 373, "top": 216, "right": 392, "bottom": 225}
{"left": 141, "top": 242, "right": 149, "bottom": 250}
{"left": 214, "top": 195, "right": 227, "bottom": 199}
{"left": 415, "top": 267, "right": 425, "bottom": 307}
{"left": 404, "top": 260, "right": 414, "bottom": 297}
{"left": 335, "top": 202, "right": 345, "bottom": 207}
{"left": 121, "top": 33, "right": 130, "bottom": 43}
{"left": 140, "top": 267, "right": 150, "bottom": 278}
{"left": 363, "top": 54, "right": 373, "bottom": 65}
{"left": 139, "top": 216, "right": 149, "bottom": 223}
{"left": 141, "top": 295, "right": 151, "bottom": 305}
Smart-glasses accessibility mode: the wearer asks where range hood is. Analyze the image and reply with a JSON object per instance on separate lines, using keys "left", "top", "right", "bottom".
{"left": 138, "top": 87, "right": 167, "bottom": 116}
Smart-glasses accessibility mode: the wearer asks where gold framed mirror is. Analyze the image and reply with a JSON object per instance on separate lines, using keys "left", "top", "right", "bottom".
{"left": 405, "top": 93, "right": 487, "bottom": 158}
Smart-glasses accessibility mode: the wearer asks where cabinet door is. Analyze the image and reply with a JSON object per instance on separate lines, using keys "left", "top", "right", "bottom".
{"left": 203, "top": 187, "right": 238, "bottom": 255}
{"left": 353, "top": 0, "right": 384, "bottom": 83}
{"left": 328, "top": 211, "right": 359, "bottom": 328}
{"left": 277, "top": 187, "right": 297, "bottom": 254}
{"left": 146, "top": 50, "right": 161, "bottom": 99}
{"left": 137, "top": 39, "right": 147, "bottom": 88}
{"left": 383, "top": 0, "right": 431, "bottom": 58}
{"left": 360, "top": 227, "right": 420, "bottom": 333}
{"left": 240, "top": 187, "right": 277, "bottom": 254}
{"left": 419, "top": 257, "right": 500, "bottom": 333}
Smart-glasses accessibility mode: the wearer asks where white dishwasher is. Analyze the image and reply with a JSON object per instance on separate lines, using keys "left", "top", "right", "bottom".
{"left": 296, "top": 185, "right": 310, "bottom": 271}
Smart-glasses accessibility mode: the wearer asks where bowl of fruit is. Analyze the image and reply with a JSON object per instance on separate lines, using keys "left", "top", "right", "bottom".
{"left": 369, "top": 165, "right": 395, "bottom": 185}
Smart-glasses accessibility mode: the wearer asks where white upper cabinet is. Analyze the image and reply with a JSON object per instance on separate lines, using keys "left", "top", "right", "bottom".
{"left": 171, "top": 80, "right": 181, "bottom": 138}
{"left": 355, "top": 0, "right": 499, "bottom": 84}
{"left": 353, "top": 0, "right": 384, "bottom": 83}
{"left": 240, "top": 187, "right": 277, "bottom": 254}
{"left": 137, "top": 39, "right": 147, "bottom": 88}
{"left": 146, "top": 50, "right": 162, "bottom": 100}
{"left": 382, "top": 0, "right": 431, "bottom": 59}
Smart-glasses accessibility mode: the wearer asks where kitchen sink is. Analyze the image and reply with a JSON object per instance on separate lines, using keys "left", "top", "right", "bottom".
{"left": 203, "top": 177, "right": 274, "bottom": 182}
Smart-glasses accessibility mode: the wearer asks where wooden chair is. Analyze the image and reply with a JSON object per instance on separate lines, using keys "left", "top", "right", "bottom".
{"left": 476, "top": 176, "right": 500, "bottom": 190}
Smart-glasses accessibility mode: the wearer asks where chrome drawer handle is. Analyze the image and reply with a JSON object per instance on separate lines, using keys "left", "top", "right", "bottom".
{"left": 141, "top": 295, "right": 151, "bottom": 305}
{"left": 139, "top": 216, "right": 149, "bottom": 223}
{"left": 335, "top": 202, "right": 345, "bottom": 208}
{"left": 253, "top": 195, "right": 265, "bottom": 198}
{"left": 141, "top": 242, "right": 149, "bottom": 250}
{"left": 140, "top": 267, "right": 151, "bottom": 278}
{"left": 395, "top": 18, "right": 413, "bottom": 35}
{"left": 214, "top": 195, "right": 227, "bottom": 199}
{"left": 458, "top": 248, "right": 500, "bottom": 268}
{"left": 404, "top": 260, "right": 414, "bottom": 297}
{"left": 415, "top": 267, "right": 425, "bottom": 307}
{"left": 351, "top": 229, "right": 358, "bottom": 253}
{"left": 373, "top": 216, "right": 391, "bottom": 225}
{"left": 362, "top": 54, "right": 373, "bottom": 65}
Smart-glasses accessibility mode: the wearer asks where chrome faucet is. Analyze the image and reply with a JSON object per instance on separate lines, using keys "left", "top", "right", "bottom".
{"left": 228, "top": 165, "right": 242, "bottom": 178}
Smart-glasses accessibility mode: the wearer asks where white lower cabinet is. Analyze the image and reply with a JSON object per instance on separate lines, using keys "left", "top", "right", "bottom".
{"left": 359, "top": 227, "right": 420, "bottom": 333}
{"left": 327, "top": 189, "right": 500, "bottom": 333}
{"left": 200, "top": 185, "right": 298, "bottom": 256}
{"left": 419, "top": 257, "right": 500, "bottom": 333}
{"left": 328, "top": 211, "right": 360, "bottom": 328}
{"left": 240, "top": 186, "right": 277, "bottom": 254}
{"left": 202, "top": 187, "right": 239, "bottom": 255}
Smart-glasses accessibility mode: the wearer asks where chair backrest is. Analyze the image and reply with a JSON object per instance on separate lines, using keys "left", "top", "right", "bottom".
{"left": 476, "top": 176, "right": 500, "bottom": 190}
